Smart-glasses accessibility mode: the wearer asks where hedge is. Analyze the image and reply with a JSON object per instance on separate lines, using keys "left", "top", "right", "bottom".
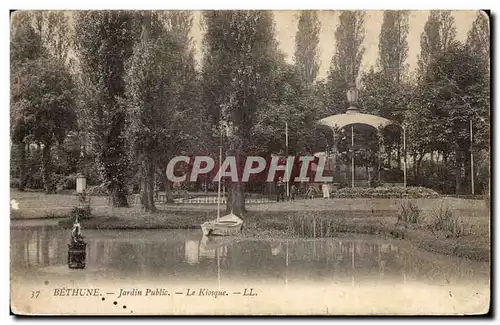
{"left": 332, "top": 186, "right": 440, "bottom": 199}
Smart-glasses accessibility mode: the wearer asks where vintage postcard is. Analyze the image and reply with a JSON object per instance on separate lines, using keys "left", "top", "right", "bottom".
{"left": 10, "top": 9, "right": 490, "bottom": 315}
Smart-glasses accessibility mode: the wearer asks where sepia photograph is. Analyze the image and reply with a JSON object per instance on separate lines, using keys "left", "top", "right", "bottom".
{"left": 9, "top": 8, "right": 491, "bottom": 315}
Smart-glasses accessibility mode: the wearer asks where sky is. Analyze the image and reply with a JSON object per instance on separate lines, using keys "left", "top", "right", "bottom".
{"left": 190, "top": 10, "right": 481, "bottom": 80}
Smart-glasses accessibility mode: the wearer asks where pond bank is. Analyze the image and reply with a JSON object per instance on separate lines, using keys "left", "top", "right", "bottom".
{"left": 48, "top": 208, "right": 490, "bottom": 263}
{"left": 10, "top": 190, "right": 489, "bottom": 263}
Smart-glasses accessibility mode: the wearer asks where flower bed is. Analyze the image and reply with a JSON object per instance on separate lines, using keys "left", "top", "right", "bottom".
{"left": 332, "top": 186, "right": 440, "bottom": 199}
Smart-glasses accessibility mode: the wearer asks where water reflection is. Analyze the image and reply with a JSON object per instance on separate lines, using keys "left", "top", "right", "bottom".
{"left": 10, "top": 225, "right": 489, "bottom": 286}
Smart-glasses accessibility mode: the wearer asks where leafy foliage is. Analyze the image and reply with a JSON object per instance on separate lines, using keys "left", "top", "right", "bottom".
{"left": 202, "top": 11, "right": 283, "bottom": 214}
{"left": 332, "top": 186, "right": 440, "bottom": 199}
{"left": 466, "top": 11, "right": 490, "bottom": 67}
{"left": 11, "top": 12, "right": 76, "bottom": 194}
{"left": 397, "top": 200, "right": 422, "bottom": 225}
{"left": 11, "top": 58, "right": 76, "bottom": 146}
{"left": 294, "top": 11, "right": 321, "bottom": 85}
{"left": 329, "top": 10, "right": 365, "bottom": 84}
{"left": 417, "top": 10, "right": 456, "bottom": 77}
{"left": 124, "top": 12, "right": 199, "bottom": 211}
{"left": 377, "top": 10, "right": 409, "bottom": 84}
{"left": 319, "top": 11, "right": 365, "bottom": 117}
{"left": 73, "top": 11, "right": 136, "bottom": 206}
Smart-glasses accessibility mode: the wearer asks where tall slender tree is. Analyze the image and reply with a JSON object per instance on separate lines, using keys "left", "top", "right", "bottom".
{"left": 417, "top": 10, "right": 456, "bottom": 77}
{"left": 73, "top": 11, "right": 136, "bottom": 207}
{"left": 377, "top": 10, "right": 409, "bottom": 84}
{"left": 321, "top": 11, "right": 365, "bottom": 116}
{"left": 466, "top": 11, "right": 490, "bottom": 69}
{"left": 10, "top": 12, "right": 44, "bottom": 191}
{"left": 294, "top": 11, "right": 321, "bottom": 85}
{"left": 31, "top": 11, "right": 72, "bottom": 64}
{"left": 11, "top": 11, "right": 76, "bottom": 193}
{"left": 202, "top": 11, "right": 281, "bottom": 215}
{"left": 329, "top": 10, "right": 365, "bottom": 85}
{"left": 124, "top": 11, "right": 199, "bottom": 212}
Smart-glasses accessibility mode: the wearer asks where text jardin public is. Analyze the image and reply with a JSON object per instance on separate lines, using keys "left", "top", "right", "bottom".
{"left": 166, "top": 155, "right": 334, "bottom": 183}
{"left": 53, "top": 287, "right": 256, "bottom": 299}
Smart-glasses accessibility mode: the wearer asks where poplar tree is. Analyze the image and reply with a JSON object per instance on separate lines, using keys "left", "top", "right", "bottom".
{"left": 202, "top": 11, "right": 281, "bottom": 215}
{"left": 73, "top": 11, "right": 136, "bottom": 207}
{"left": 294, "top": 11, "right": 321, "bottom": 85}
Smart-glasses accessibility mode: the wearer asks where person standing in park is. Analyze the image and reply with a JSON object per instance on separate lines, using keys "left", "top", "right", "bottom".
{"left": 290, "top": 184, "right": 297, "bottom": 200}
{"left": 321, "top": 182, "right": 330, "bottom": 199}
{"left": 305, "top": 184, "right": 316, "bottom": 199}
{"left": 276, "top": 177, "right": 285, "bottom": 202}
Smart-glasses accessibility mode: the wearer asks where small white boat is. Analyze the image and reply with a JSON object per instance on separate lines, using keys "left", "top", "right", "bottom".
{"left": 199, "top": 234, "right": 238, "bottom": 252}
{"left": 200, "top": 136, "right": 244, "bottom": 237}
{"left": 201, "top": 213, "right": 243, "bottom": 236}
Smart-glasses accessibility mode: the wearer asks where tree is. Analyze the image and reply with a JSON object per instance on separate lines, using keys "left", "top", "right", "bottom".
{"left": 11, "top": 12, "right": 45, "bottom": 191}
{"left": 11, "top": 57, "right": 76, "bottom": 193}
{"left": 465, "top": 11, "right": 490, "bottom": 194}
{"left": 294, "top": 11, "right": 321, "bottom": 85}
{"left": 417, "top": 10, "right": 456, "bottom": 77}
{"left": 160, "top": 11, "right": 205, "bottom": 164}
{"left": 362, "top": 10, "right": 411, "bottom": 121}
{"left": 411, "top": 41, "right": 488, "bottom": 193}
{"left": 251, "top": 62, "right": 319, "bottom": 156}
{"left": 73, "top": 11, "right": 136, "bottom": 207}
{"left": 329, "top": 10, "right": 365, "bottom": 85}
{"left": 466, "top": 11, "right": 490, "bottom": 69}
{"left": 202, "top": 11, "right": 282, "bottom": 215}
{"left": 321, "top": 11, "right": 365, "bottom": 117}
{"left": 11, "top": 13, "right": 43, "bottom": 66}
{"left": 358, "top": 11, "right": 411, "bottom": 171}
{"left": 31, "top": 11, "right": 72, "bottom": 64}
{"left": 378, "top": 10, "right": 409, "bottom": 84}
{"left": 124, "top": 11, "right": 199, "bottom": 212}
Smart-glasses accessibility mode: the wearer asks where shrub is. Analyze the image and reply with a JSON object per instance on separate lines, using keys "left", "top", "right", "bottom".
{"left": 483, "top": 184, "right": 490, "bottom": 212}
{"left": 10, "top": 178, "right": 20, "bottom": 188}
{"left": 60, "top": 174, "right": 77, "bottom": 190}
{"left": 397, "top": 200, "right": 422, "bottom": 225}
{"left": 86, "top": 184, "right": 108, "bottom": 196}
{"left": 78, "top": 190, "right": 92, "bottom": 204}
{"left": 70, "top": 205, "right": 92, "bottom": 220}
{"left": 332, "top": 186, "right": 440, "bottom": 199}
{"left": 429, "top": 205, "right": 467, "bottom": 238}
{"left": 25, "top": 172, "right": 43, "bottom": 189}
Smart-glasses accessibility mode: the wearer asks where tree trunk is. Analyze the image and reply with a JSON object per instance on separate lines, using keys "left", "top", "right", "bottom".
{"left": 387, "top": 146, "right": 391, "bottom": 168}
{"left": 147, "top": 156, "right": 156, "bottom": 212}
{"left": 225, "top": 136, "right": 245, "bottom": 216}
{"left": 226, "top": 166, "right": 245, "bottom": 214}
{"left": 139, "top": 156, "right": 156, "bottom": 212}
{"left": 41, "top": 143, "right": 54, "bottom": 194}
{"left": 110, "top": 187, "right": 129, "bottom": 207}
{"left": 416, "top": 154, "right": 424, "bottom": 185}
{"left": 455, "top": 150, "right": 462, "bottom": 195}
{"left": 140, "top": 162, "right": 148, "bottom": 208}
{"left": 396, "top": 143, "right": 401, "bottom": 170}
{"left": 18, "top": 142, "right": 26, "bottom": 191}
{"left": 226, "top": 180, "right": 245, "bottom": 216}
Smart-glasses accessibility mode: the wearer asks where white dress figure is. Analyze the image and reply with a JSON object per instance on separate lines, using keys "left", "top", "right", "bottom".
{"left": 322, "top": 183, "right": 330, "bottom": 199}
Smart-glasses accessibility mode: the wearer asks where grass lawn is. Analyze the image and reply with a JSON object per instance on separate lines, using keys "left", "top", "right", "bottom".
{"left": 10, "top": 189, "right": 490, "bottom": 262}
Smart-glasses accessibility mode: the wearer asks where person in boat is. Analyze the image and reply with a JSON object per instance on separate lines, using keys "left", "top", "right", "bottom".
{"left": 276, "top": 177, "right": 285, "bottom": 202}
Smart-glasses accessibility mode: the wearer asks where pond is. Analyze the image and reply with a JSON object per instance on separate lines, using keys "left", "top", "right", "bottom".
{"left": 10, "top": 224, "right": 490, "bottom": 315}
